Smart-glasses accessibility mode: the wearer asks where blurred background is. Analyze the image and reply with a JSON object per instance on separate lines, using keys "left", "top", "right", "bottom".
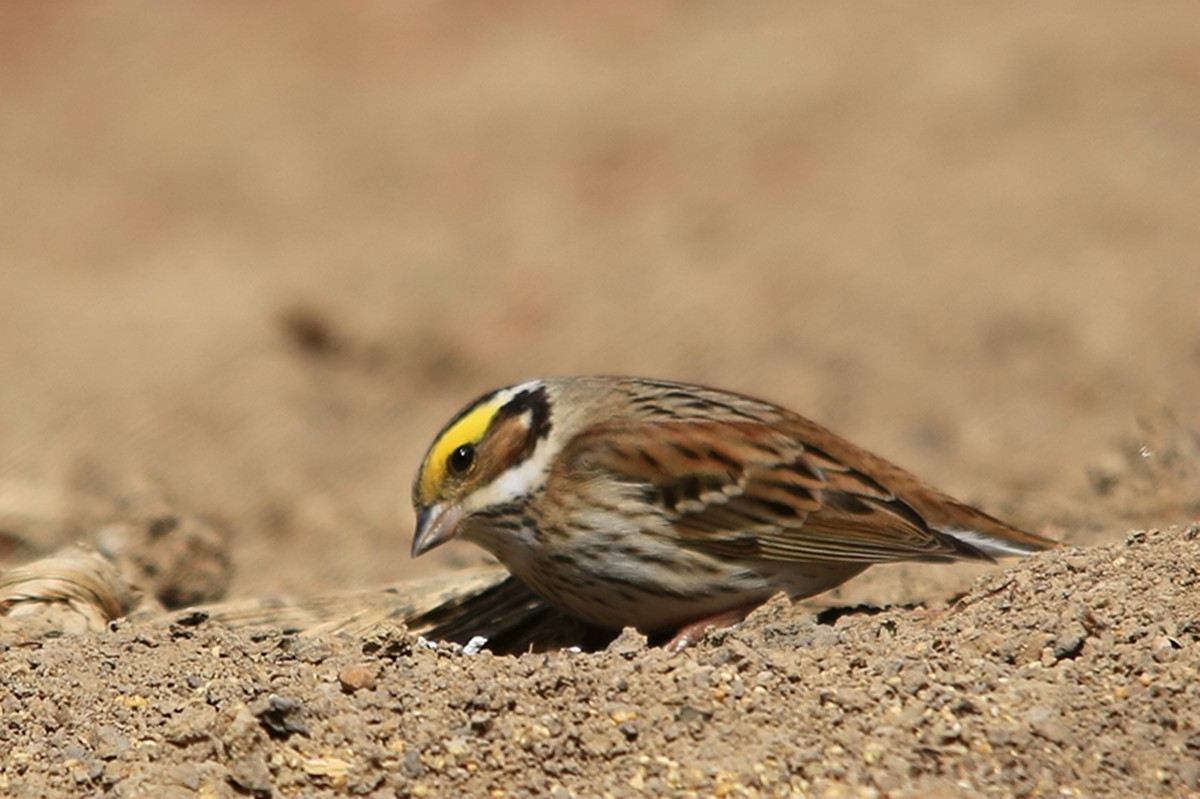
{"left": 0, "top": 3, "right": 1195, "bottom": 601}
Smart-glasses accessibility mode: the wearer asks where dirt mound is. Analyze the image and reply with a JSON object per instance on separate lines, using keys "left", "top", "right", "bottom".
{"left": 1, "top": 526, "right": 1196, "bottom": 798}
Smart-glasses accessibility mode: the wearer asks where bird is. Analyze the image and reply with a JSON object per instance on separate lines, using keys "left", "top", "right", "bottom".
{"left": 410, "top": 376, "right": 1057, "bottom": 648}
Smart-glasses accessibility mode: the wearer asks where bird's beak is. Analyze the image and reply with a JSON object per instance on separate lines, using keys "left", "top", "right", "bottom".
{"left": 411, "top": 502, "right": 464, "bottom": 557}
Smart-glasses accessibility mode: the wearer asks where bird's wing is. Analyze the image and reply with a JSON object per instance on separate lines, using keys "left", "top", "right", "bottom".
{"left": 559, "top": 419, "right": 995, "bottom": 565}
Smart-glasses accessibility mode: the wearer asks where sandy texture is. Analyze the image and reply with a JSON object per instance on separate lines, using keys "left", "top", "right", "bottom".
{"left": 0, "top": 3, "right": 1196, "bottom": 797}
{"left": 2, "top": 527, "right": 1198, "bottom": 798}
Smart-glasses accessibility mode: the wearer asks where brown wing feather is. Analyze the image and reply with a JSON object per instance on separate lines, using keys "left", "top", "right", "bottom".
{"left": 561, "top": 417, "right": 993, "bottom": 566}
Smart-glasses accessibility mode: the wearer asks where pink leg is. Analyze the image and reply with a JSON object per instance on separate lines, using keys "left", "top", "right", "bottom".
{"left": 664, "top": 606, "right": 755, "bottom": 653}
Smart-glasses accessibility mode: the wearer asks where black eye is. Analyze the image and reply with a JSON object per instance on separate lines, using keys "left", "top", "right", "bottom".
{"left": 447, "top": 444, "right": 476, "bottom": 476}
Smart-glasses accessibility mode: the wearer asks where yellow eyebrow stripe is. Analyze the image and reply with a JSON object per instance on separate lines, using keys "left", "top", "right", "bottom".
{"left": 419, "top": 398, "right": 504, "bottom": 504}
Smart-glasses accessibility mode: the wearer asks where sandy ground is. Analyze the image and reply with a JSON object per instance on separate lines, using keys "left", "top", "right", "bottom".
{"left": 0, "top": 3, "right": 1196, "bottom": 797}
{"left": 1, "top": 526, "right": 1198, "bottom": 798}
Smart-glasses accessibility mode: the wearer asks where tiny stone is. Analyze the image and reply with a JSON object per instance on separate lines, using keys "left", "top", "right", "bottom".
{"left": 338, "top": 662, "right": 379, "bottom": 693}
{"left": 1028, "top": 707, "right": 1070, "bottom": 744}
{"left": 463, "top": 636, "right": 489, "bottom": 655}
{"left": 403, "top": 748, "right": 425, "bottom": 777}
{"left": 251, "top": 694, "right": 309, "bottom": 738}
{"left": 607, "top": 627, "right": 649, "bottom": 657}
{"left": 1052, "top": 621, "right": 1087, "bottom": 661}
{"left": 89, "top": 726, "right": 130, "bottom": 760}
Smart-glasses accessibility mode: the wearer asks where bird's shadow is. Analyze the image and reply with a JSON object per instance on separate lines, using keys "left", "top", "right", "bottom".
{"left": 416, "top": 574, "right": 929, "bottom": 655}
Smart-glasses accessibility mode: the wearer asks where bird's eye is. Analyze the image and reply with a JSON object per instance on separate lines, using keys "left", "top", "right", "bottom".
{"left": 447, "top": 444, "right": 476, "bottom": 476}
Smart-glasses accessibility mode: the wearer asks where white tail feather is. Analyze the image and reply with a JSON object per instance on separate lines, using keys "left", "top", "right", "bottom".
{"left": 939, "top": 527, "right": 1044, "bottom": 558}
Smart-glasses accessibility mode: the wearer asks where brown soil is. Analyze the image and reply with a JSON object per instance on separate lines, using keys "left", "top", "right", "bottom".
{"left": 0, "top": 4, "right": 1197, "bottom": 798}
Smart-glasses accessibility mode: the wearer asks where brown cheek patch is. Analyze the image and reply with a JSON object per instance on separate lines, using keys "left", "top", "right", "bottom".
{"left": 475, "top": 415, "right": 535, "bottom": 484}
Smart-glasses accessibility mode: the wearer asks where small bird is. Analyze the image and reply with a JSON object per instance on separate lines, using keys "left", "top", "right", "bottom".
{"left": 411, "top": 376, "right": 1056, "bottom": 647}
